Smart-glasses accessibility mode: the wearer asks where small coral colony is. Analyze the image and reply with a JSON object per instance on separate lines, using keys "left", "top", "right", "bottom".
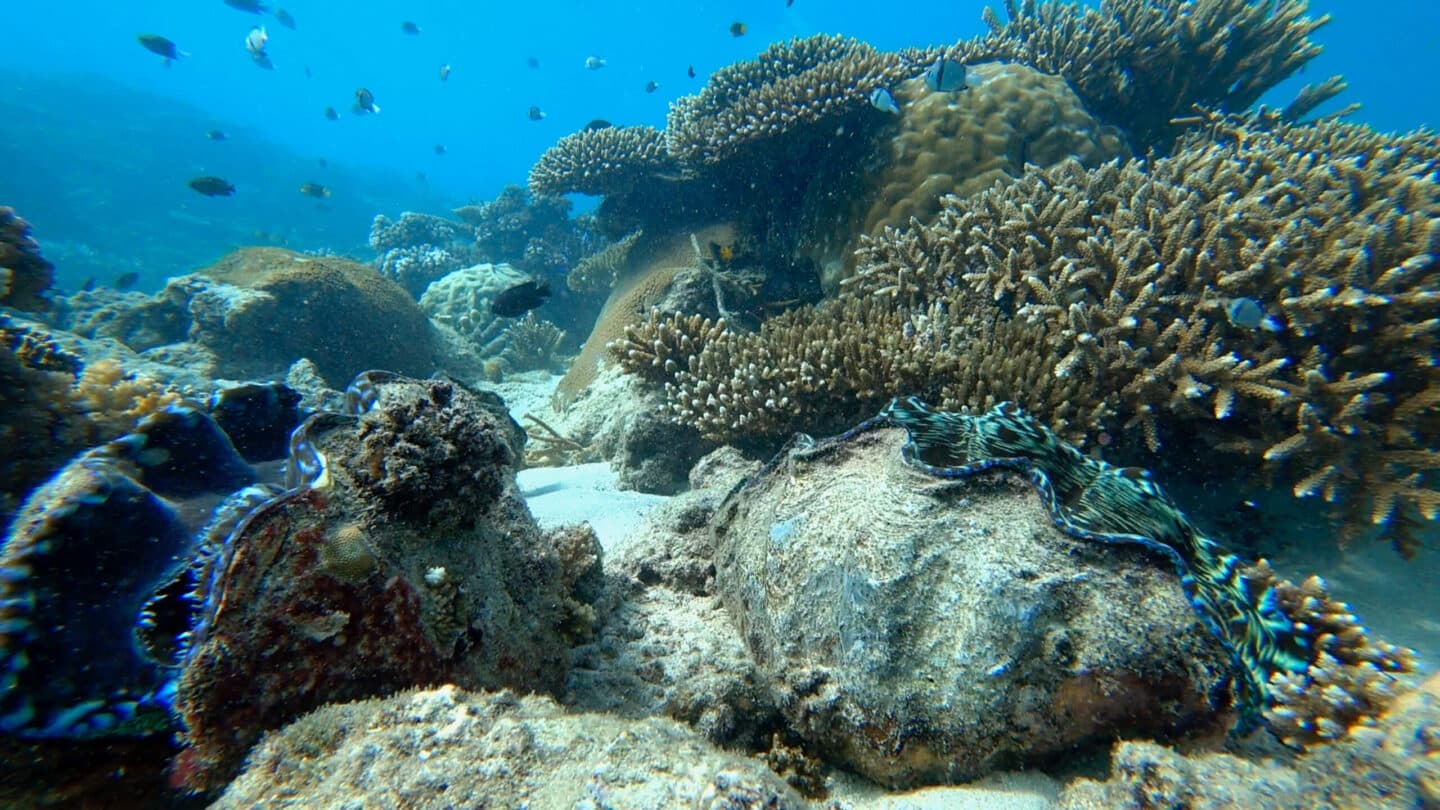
{"left": 2, "top": 0, "right": 1439, "bottom": 806}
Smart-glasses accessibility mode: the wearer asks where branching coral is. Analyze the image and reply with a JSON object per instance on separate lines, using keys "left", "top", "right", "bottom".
{"left": 948, "top": 0, "right": 1334, "bottom": 150}
{"left": 569, "top": 231, "right": 642, "bottom": 295}
{"left": 665, "top": 34, "right": 922, "bottom": 165}
{"left": 1248, "top": 561, "right": 1419, "bottom": 750}
{"left": 863, "top": 61, "right": 1129, "bottom": 235}
{"left": 614, "top": 114, "right": 1440, "bottom": 551}
{"left": 529, "top": 127, "right": 678, "bottom": 197}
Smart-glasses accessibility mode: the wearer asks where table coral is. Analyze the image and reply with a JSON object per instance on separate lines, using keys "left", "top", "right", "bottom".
{"left": 529, "top": 126, "right": 678, "bottom": 197}
{"left": 950, "top": 0, "right": 1332, "bottom": 151}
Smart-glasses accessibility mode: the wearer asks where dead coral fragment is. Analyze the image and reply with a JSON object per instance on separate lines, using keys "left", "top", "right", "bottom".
{"left": 529, "top": 126, "right": 677, "bottom": 197}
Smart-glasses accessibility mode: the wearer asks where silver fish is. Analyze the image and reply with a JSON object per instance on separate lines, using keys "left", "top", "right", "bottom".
{"left": 868, "top": 87, "right": 900, "bottom": 114}
{"left": 1223, "top": 297, "right": 1283, "bottom": 332}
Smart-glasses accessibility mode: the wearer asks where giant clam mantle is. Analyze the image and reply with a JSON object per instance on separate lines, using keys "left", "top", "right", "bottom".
{"left": 0, "top": 383, "right": 302, "bottom": 738}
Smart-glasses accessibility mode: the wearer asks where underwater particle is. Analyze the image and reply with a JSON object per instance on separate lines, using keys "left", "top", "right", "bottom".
{"left": 923, "top": 58, "right": 968, "bottom": 92}
{"left": 868, "top": 87, "right": 900, "bottom": 114}
{"left": 137, "top": 34, "right": 187, "bottom": 64}
{"left": 354, "top": 88, "right": 380, "bottom": 115}
{"left": 223, "top": 0, "right": 268, "bottom": 14}
{"left": 729, "top": 21, "right": 747, "bottom": 37}
{"left": 323, "top": 106, "right": 339, "bottom": 121}
{"left": 319, "top": 523, "right": 378, "bottom": 582}
{"left": 206, "top": 129, "right": 228, "bottom": 141}
{"left": 273, "top": 7, "right": 296, "bottom": 29}
{"left": 645, "top": 81, "right": 659, "bottom": 93}
{"left": 298, "top": 182, "right": 331, "bottom": 199}
{"left": 439, "top": 63, "right": 451, "bottom": 81}
{"left": 491, "top": 277, "right": 551, "bottom": 317}
{"left": 401, "top": 20, "right": 421, "bottom": 35}
{"left": 584, "top": 55, "right": 606, "bottom": 70}
{"left": 528, "top": 105, "right": 546, "bottom": 121}
{"left": 189, "top": 176, "right": 236, "bottom": 197}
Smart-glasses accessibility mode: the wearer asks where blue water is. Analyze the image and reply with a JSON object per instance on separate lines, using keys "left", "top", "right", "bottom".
{"left": 2, "top": 0, "right": 1438, "bottom": 290}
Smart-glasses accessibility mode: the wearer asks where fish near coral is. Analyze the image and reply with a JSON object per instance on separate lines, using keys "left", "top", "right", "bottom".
{"left": 189, "top": 176, "right": 236, "bottom": 197}
{"left": 491, "top": 277, "right": 551, "bottom": 317}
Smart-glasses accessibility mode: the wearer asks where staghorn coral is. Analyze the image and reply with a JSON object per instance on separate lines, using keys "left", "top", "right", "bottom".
{"left": 529, "top": 126, "right": 679, "bottom": 197}
{"left": 948, "top": 0, "right": 1334, "bottom": 151}
{"left": 665, "top": 35, "right": 922, "bottom": 165}
{"left": 614, "top": 114, "right": 1440, "bottom": 552}
{"left": 0, "top": 206, "right": 54, "bottom": 312}
{"left": 862, "top": 61, "right": 1129, "bottom": 236}
{"left": 568, "top": 229, "right": 642, "bottom": 294}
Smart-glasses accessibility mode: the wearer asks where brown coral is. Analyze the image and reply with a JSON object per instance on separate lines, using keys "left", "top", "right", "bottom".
{"left": 665, "top": 35, "right": 921, "bottom": 165}
{"left": 568, "top": 230, "right": 642, "bottom": 295}
{"left": 949, "top": 0, "right": 1334, "bottom": 151}
{"left": 528, "top": 126, "right": 679, "bottom": 197}
{"left": 862, "top": 61, "right": 1129, "bottom": 235}
{"left": 1254, "top": 561, "right": 1420, "bottom": 749}
{"left": 0, "top": 206, "right": 54, "bottom": 312}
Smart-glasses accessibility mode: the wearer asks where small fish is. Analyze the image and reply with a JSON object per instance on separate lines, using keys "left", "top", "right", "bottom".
{"left": 189, "top": 176, "right": 236, "bottom": 197}
{"left": 439, "top": 64, "right": 452, "bottom": 81}
{"left": 272, "top": 7, "right": 296, "bottom": 29}
{"left": 585, "top": 119, "right": 612, "bottom": 131}
{"left": 298, "top": 182, "right": 331, "bottom": 199}
{"left": 528, "top": 105, "right": 546, "bottom": 121}
{"left": 318, "top": 158, "right": 328, "bottom": 168}
{"left": 1223, "top": 297, "right": 1283, "bottom": 332}
{"left": 304, "top": 65, "right": 312, "bottom": 79}
{"left": 223, "top": 0, "right": 268, "bottom": 13}
{"left": 113, "top": 272, "right": 140, "bottom": 291}
{"left": 585, "top": 56, "right": 606, "bottom": 70}
{"left": 787, "top": 0, "right": 794, "bottom": 5}
{"left": 645, "top": 80, "right": 659, "bottom": 93}
{"left": 245, "top": 25, "right": 273, "bottom": 69}
{"left": 416, "top": 171, "right": 428, "bottom": 183}
{"left": 923, "top": 59, "right": 968, "bottom": 92}
{"left": 491, "top": 278, "right": 551, "bottom": 317}
{"left": 526, "top": 56, "right": 541, "bottom": 69}
{"left": 400, "top": 20, "right": 421, "bottom": 35}
{"left": 729, "top": 21, "right": 747, "bottom": 37}
{"left": 80, "top": 277, "right": 96, "bottom": 292}
{"left": 868, "top": 87, "right": 900, "bottom": 114}
{"left": 354, "top": 88, "right": 380, "bottom": 115}
{"left": 687, "top": 65, "right": 696, "bottom": 78}
{"left": 324, "top": 106, "right": 339, "bottom": 120}
{"left": 434, "top": 144, "right": 446, "bottom": 155}
{"left": 137, "top": 34, "right": 188, "bottom": 63}
{"left": 206, "top": 129, "right": 229, "bottom": 140}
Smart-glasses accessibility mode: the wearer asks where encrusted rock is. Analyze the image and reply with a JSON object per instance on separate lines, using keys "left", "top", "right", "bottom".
{"left": 711, "top": 427, "right": 1230, "bottom": 787}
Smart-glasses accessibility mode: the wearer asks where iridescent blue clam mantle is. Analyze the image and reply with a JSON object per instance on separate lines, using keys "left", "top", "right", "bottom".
{"left": 0, "top": 384, "right": 302, "bottom": 738}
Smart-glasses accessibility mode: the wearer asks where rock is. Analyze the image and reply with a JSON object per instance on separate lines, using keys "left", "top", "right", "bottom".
{"left": 711, "top": 428, "right": 1230, "bottom": 788}
{"left": 0, "top": 206, "right": 54, "bottom": 312}
{"left": 212, "top": 685, "right": 807, "bottom": 809}
{"left": 181, "top": 247, "right": 437, "bottom": 387}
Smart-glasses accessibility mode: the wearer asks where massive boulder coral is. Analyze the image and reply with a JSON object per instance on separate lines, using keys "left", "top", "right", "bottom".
{"left": 861, "top": 61, "right": 1128, "bottom": 236}
{"left": 0, "top": 206, "right": 54, "bottom": 312}
{"left": 949, "top": 0, "right": 1334, "bottom": 151}
{"left": 179, "top": 247, "right": 438, "bottom": 387}
{"left": 711, "top": 425, "right": 1232, "bottom": 788}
